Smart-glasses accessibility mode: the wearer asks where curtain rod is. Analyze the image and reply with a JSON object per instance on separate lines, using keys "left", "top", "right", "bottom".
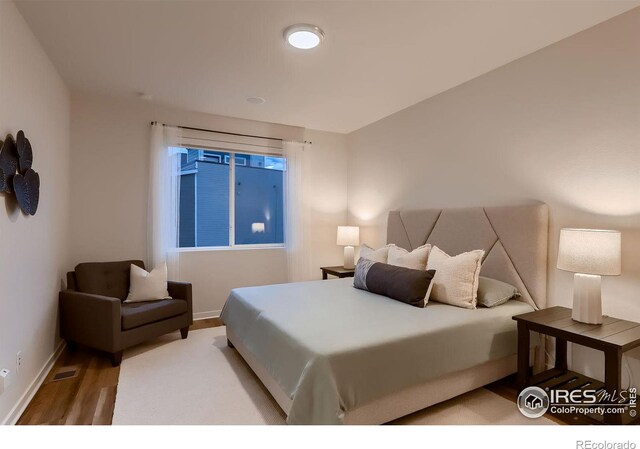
{"left": 151, "top": 121, "right": 312, "bottom": 144}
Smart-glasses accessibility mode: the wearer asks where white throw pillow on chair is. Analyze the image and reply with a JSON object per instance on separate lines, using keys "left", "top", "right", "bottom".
{"left": 125, "top": 262, "right": 172, "bottom": 303}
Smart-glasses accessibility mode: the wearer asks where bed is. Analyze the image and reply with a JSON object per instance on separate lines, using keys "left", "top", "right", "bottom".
{"left": 221, "top": 203, "right": 549, "bottom": 424}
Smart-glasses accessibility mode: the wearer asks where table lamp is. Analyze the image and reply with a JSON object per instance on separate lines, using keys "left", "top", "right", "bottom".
{"left": 337, "top": 226, "right": 360, "bottom": 269}
{"left": 557, "top": 228, "right": 621, "bottom": 324}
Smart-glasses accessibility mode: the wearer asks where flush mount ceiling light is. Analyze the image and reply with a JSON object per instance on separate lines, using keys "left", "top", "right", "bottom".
{"left": 283, "top": 24, "right": 324, "bottom": 50}
{"left": 247, "top": 96, "right": 266, "bottom": 104}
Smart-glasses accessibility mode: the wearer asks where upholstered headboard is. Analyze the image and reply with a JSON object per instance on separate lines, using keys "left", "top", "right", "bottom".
{"left": 387, "top": 203, "right": 548, "bottom": 309}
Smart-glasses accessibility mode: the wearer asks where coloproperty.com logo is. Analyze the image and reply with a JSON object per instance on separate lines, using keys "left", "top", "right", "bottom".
{"left": 517, "top": 385, "right": 637, "bottom": 419}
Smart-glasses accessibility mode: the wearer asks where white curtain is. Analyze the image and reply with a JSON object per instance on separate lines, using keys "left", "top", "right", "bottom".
{"left": 148, "top": 123, "right": 181, "bottom": 279}
{"left": 284, "top": 141, "right": 314, "bottom": 282}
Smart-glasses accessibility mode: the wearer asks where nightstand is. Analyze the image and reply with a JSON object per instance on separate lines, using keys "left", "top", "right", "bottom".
{"left": 320, "top": 266, "right": 355, "bottom": 280}
{"left": 513, "top": 306, "right": 640, "bottom": 425}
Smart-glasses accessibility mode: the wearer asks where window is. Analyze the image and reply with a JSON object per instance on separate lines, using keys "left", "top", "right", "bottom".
{"left": 178, "top": 148, "right": 285, "bottom": 248}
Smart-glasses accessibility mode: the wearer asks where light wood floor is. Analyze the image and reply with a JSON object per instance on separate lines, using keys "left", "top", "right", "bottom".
{"left": 18, "top": 317, "right": 566, "bottom": 425}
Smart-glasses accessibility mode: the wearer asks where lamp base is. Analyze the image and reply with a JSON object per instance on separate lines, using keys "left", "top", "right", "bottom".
{"left": 343, "top": 246, "right": 355, "bottom": 269}
{"left": 571, "top": 273, "right": 602, "bottom": 324}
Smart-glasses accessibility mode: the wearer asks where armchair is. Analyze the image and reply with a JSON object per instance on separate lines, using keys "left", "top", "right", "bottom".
{"left": 60, "top": 260, "right": 193, "bottom": 366}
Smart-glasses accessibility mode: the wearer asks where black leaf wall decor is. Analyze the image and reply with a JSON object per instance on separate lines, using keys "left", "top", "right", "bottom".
{"left": 0, "top": 135, "right": 18, "bottom": 193}
{"left": 1, "top": 130, "right": 40, "bottom": 215}
{"left": 16, "top": 130, "right": 33, "bottom": 172}
{"left": 13, "top": 169, "right": 40, "bottom": 215}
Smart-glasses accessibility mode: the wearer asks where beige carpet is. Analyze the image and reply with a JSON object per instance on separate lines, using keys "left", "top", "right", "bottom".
{"left": 113, "top": 326, "right": 555, "bottom": 425}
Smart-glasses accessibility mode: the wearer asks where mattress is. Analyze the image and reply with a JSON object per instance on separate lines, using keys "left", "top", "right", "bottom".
{"left": 221, "top": 278, "right": 534, "bottom": 424}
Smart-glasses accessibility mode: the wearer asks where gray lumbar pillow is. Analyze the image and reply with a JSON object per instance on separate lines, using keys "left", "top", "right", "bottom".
{"left": 477, "top": 276, "right": 520, "bottom": 308}
{"left": 354, "top": 258, "right": 435, "bottom": 308}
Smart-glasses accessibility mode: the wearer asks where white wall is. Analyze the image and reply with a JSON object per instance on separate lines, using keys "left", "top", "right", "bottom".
{"left": 347, "top": 9, "right": 640, "bottom": 383}
{"left": 0, "top": 1, "right": 71, "bottom": 424}
{"left": 304, "top": 129, "right": 350, "bottom": 270}
{"left": 70, "top": 94, "right": 348, "bottom": 315}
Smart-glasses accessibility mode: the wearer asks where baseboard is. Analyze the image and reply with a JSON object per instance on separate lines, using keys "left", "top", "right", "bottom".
{"left": 1, "top": 340, "right": 66, "bottom": 425}
{"left": 193, "top": 310, "right": 221, "bottom": 320}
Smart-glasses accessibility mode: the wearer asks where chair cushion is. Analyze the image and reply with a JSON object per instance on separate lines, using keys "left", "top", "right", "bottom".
{"left": 75, "top": 260, "right": 145, "bottom": 301}
{"left": 121, "top": 299, "right": 187, "bottom": 330}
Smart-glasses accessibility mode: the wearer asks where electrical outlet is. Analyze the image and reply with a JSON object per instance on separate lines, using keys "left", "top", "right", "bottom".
{"left": 0, "top": 369, "right": 9, "bottom": 395}
{"left": 16, "top": 351, "right": 23, "bottom": 373}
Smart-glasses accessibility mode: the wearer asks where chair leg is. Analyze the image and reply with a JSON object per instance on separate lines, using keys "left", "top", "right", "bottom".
{"left": 180, "top": 326, "right": 189, "bottom": 339}
{"left": 111, "top": 351, "right": 123, "bottom": 367}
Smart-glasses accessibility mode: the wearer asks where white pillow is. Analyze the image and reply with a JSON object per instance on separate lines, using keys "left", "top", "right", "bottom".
{"left": 125, "top": 263, "right": 172, "bottom": 303}
{"left": 359, "top": 244, "right": 395, "bottom": 263}
{"left": 426, "top": 246, "right": 484, "bottom": 309}
{"left": 388, "top": 244, "right": 431, "bottom": 270}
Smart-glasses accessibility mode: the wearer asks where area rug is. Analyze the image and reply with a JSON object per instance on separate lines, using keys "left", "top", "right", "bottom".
{"left": 113, "top": 326, "right": 555, "bottom": 425}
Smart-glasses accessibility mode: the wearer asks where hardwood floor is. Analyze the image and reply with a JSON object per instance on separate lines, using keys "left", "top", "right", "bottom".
{"left": 17, "top": 346, "right": 120, "bottom": 425}
{"left": 17, "top": 318, "right": 222, "bottom": 425}
{"left": 18, "top": 316, "right": 566, "bottom": 426}
{"left": 189, "top": 317, "right": 223, "bottom": 331}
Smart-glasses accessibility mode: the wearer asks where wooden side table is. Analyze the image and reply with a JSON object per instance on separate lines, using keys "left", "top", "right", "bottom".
{"left": 513, "top": 306, "right": 640, "bottom": 425}
{"left": 321, "top": 266, "right": 355, "bottom": 280}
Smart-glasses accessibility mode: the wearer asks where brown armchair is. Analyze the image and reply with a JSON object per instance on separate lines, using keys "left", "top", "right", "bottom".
{"left": 59, "top": 260, "right": 193, "bottom": 366}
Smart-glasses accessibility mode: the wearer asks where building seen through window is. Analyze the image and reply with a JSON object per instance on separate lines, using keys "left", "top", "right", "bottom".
{"left": 178, "top": 149, "right": 285, "bottom": 248}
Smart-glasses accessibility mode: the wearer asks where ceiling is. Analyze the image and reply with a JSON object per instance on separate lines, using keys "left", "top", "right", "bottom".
{"left": 16, "top": 1, "right": 638, "bottom": 133}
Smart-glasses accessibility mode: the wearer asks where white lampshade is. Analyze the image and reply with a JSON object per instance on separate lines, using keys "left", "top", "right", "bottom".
{"left": 337, "top": 226, "right": 360, "bottom": 246}
{"left": 557, "top": 228, "right": 621, "bottom": 276}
